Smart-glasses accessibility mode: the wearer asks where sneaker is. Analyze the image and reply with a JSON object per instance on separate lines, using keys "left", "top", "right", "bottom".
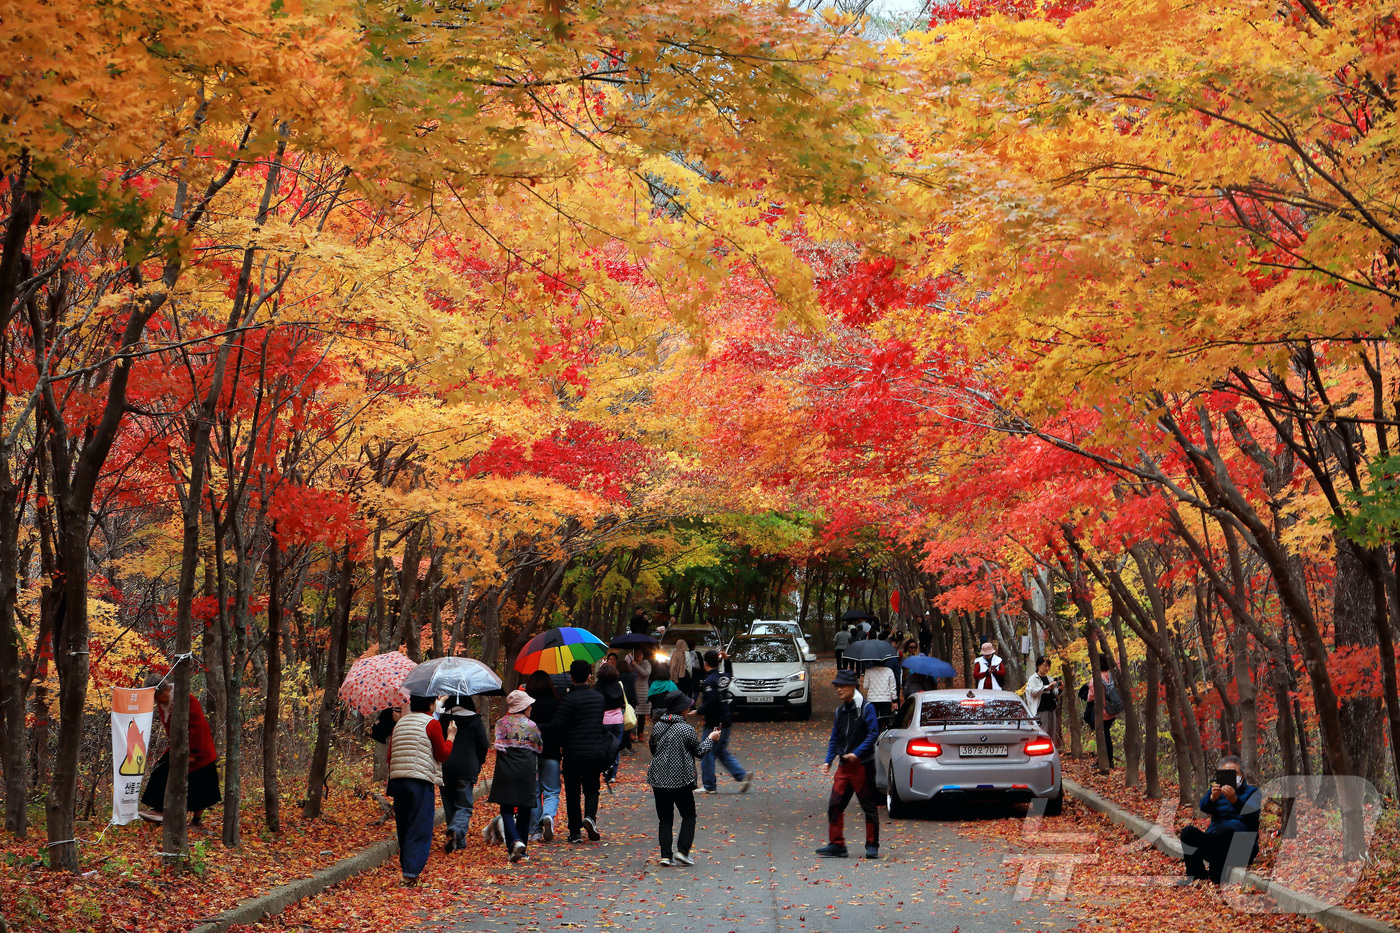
{"left": 701, "top": 787, "right": 718, "bottom": 795}
{"left": 815, "top": 843, "right": 848, "bottom": 858}
{"left": 402, "top": 874, "right": 418, "bottom": 886}
{"left": 510, "top": 841, "right": 527, "bottom": 863}
{"left": 541, "top": 815, "right": 555, "bottom": 843}
{"left": 659, "top": 856, "right": 673, "bottom": 867}
{"left": 483, "top": 816, "right": 503, "bottom": 844}
{"left": 739, "top": 772, "right": 755, "bottom": 794}
{"left": 675, "top": 852, "right": 695, "bottom": 866}
{"left": 529, "top": 833, "right": 544, "bottom": 843}
{"left": 864, "top": 845, "right": 880, "bottom": 860}
{"left": 568, "top": 835, "right": 586, "bottom": 844}
{"left": 444, "top": 835, "right": 456, "bottom": 854}
{"left": 454, "top": 832, "right": 466, "bottom": 852}
{"left": 582, "top": 816, "right": 600, "bottom": 841}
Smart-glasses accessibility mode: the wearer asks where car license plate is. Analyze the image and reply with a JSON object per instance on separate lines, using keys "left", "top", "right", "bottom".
{"left": 747, "top": 696, "right": 774, "bottom": 703}
{"left": 959, "top": 745, "right": 1008, "bottom": 757}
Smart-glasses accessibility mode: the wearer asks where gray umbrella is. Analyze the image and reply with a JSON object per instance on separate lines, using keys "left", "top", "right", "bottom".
{"left": 399, "top": 656, "right": 504, "bottom": 697}
{"left": 842, "top": 639, "right": 898, "bottom": 662}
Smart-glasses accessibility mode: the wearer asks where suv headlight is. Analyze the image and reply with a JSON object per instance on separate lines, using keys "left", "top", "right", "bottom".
{"left": 785, "top": 670, "right": 806, "bottom": 682}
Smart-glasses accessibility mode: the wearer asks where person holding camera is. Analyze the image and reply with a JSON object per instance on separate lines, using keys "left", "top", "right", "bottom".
{"left": 1025, "top": 656, "right": 1062, "bottom": 746}
{"left": 1177, "top": 755, "right": 1262, "bottom": 885}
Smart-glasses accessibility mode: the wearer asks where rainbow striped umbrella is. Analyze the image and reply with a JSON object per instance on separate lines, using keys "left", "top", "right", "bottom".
{"left": 514, "top": 627, "right": 608, "bottom": 676}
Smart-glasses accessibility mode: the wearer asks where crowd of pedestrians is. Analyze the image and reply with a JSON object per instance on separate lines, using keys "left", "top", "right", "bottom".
{"left": 373, "top": 619, "right": 760, "bottom": 884}
{"left": 369, "top": 608, "right": 1233, "bottom": 891}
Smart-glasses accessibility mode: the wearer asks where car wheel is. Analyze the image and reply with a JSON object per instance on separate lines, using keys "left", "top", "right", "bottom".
{"left": 794, "top": 701, "right": 812, "bottom": 721}
{"left": 887, "top": 777, "right": 910, "bottom": 819}
{"left": 1044, "top": 787, "right": 1064, "bottom": 816}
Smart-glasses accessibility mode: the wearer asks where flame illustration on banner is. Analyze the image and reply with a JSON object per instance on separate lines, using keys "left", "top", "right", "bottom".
{"left": 118, "top": 718, "right": 147, "bottom": 776}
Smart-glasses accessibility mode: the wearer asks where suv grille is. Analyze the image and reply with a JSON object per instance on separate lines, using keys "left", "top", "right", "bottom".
{"left": 735, "top": 678, "right": 784, "bottom": 692}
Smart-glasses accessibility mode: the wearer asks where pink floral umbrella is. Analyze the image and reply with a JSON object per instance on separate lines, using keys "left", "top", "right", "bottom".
{"left": 339, "top": 651, "right": 418, "bottom": 716}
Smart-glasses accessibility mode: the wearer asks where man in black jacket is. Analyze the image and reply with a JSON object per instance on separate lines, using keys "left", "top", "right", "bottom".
{"left": 550, "top": 659, "right": 612, "bottom": 843}
{"left": 699, "top": 649, "right": 754, "bottom": 794}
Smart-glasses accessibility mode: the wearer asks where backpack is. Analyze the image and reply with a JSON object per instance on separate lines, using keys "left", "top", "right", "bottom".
{"left": 1103, "top": 681, "right": 1123, "bottom": 717}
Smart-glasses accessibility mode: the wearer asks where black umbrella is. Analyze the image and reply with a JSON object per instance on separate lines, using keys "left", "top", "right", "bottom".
{"left": 840, "top": 608, "right": 873, "bottom": 622}
{"left": 843, "top": 639, "right": 898, "bottom": 662}
{"left": 609, "top": 632, "right": 659, "bottom": 649}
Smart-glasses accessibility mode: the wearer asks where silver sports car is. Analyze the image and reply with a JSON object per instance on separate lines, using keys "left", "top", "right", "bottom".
{"left": 873, "top": 688, "right": 1063, "bottom": 817}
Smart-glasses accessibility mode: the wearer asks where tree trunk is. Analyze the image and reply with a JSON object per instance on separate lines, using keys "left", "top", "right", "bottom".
{"left": 1143, "top": 647, "right": 1160, "bottom": 799}
{"left": 263, "top": 535, "right": 283, "bottom": 833}
{"left": 1112, "top": 613, "right": 1140, "bottom": 787}
{"left": 0, "top": 456, "right": 28, "bottom": 837}
{"left": 201, "top": 549, "right": 226, "bottom": 756}
{"left": 304, "top": 552, "right": 355, "bottom": 819}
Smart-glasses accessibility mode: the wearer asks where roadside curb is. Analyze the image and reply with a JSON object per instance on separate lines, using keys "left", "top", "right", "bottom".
{"left": 1063, "top": 779, "right": 1398, "bottom": 933}
{"left": 190, "top": 809, "right": 443, "bottom": 933}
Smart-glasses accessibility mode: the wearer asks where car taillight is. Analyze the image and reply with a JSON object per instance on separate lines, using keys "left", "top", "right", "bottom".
{"left": 906, "top": 738, "right": 943, "bottom": 758}
{"left": 1025, "top": 738, "right": 1054, "bottom": 756}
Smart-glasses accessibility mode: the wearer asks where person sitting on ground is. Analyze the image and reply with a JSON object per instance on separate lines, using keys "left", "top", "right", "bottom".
{"left": 1177, "top": 755, "right": 1262, "bottom": 885}
{"left": 138, "top": 674, "right": 221, "bottom": 826}
{"left": 387, "top": 695, "right": 456, "bottom": 885}
{"left": 972, "top": 641, "right": 1006, "bottom": 690}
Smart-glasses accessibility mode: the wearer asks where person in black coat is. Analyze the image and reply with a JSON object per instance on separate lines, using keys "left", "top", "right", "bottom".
{"left": 525, "top": 671, "right": 563, "bottom": 841}
{"left": 550, "top": 659, "right": 612, "bottom": 843}
{"left": 440, "top": 695, "right": 490, "bottom": 852}
{"left": 596, "top": 663, "right": 628, "bottom": 784}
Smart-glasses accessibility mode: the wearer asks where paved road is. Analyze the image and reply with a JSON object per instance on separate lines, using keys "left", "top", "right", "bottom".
{"left": 414, "top": 664, "right": 1084, "bottom": 933}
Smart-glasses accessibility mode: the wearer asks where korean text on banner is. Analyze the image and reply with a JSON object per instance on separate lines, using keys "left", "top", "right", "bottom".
{"left": 111, "top": 687, "right": 156, "bottom": 825}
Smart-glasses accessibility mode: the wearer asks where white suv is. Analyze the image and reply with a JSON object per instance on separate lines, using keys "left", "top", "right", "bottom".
{"left": 748, "top": 620, "right": 816, "bottom": 662}
{"left": 726, "top": 635, "right": 812, "bottom": 720}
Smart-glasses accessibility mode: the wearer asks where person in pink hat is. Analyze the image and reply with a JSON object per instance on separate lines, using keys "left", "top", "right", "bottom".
{"left": 485, "top": 689, "right": 544, "bottom": 863}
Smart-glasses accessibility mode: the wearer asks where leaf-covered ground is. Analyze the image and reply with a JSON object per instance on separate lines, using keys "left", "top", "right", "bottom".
{"left": 0, "top": 789, "right": 393, "bottom": 932}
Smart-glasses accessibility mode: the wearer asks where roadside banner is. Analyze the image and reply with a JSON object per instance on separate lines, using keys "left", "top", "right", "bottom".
{"left": 111, "top": 687, "right": 156, "bottom": 825}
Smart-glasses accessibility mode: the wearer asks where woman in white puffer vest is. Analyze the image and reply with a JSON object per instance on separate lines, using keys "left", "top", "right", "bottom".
{"left": 388, "top": 695, "right": 456, "bottom": 885}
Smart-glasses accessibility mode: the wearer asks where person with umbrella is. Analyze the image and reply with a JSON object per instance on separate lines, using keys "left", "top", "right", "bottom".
{"left": 486, "top": 689, "right": 544, "bottom": 863}
{"left": 550, "top": 659, "right": 613, "bottom": 843}
{"left": 902, "top": 654, "right": 958, "bottom": 692}
{"left": 388, "top": 694, "right": 457, "bottom": 885}
{"left": 440, "top": 694, "right": 490, "bottom": 853}
{"left": 524, "top": 671, "right": 563, "bottom": 842}
{"left": 611, "top": 632, "right": 657, "bottom": 741}
{"left": 843, "top": 636, "right": 899, "bottom": 726}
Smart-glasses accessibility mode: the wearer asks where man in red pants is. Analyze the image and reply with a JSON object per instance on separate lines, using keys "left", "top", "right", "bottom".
{"left": 816, "top": 669, "right": 881, "bottom": 859}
